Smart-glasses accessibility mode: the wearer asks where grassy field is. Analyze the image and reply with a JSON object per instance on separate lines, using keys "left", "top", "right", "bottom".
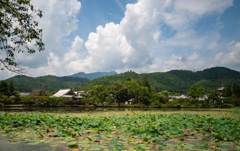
{"left": 0, "top": 109, "right": 240, "bottom": 150}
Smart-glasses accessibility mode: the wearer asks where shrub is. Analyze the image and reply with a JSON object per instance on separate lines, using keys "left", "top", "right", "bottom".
{"left": 220, "top": 103, "right": 233, "bottom": 108}
{"left": 133, "top": 104, "right": 146, "bottom": 108}
{"left": 167, "top": 101, "right": 177, "bottom": 107}
{"left": 201, "top": 103, "right": 210, "bottom": 107}
{"left": 182, "top": 102, "right": 192, "bottom": 107}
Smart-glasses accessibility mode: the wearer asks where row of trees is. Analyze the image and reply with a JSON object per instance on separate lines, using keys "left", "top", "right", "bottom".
{"left": 0, "top": 95, "right": 72, "bottom": 106}
{"left": 81, "top": 77, "right": 169, "bottom": 106}
{"left": 222, "top": 83, "right": 240, "bottom": 98}
{"left": 0, "top": 80, "right": 72, "bottom": 106}
{"left": 186, "top": 83, "right": 240, "bottom": 107}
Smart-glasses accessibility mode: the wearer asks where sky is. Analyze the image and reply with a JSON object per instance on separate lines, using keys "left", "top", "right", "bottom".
{"left": 1, "top": 0, "right": 240, "bottom": 80}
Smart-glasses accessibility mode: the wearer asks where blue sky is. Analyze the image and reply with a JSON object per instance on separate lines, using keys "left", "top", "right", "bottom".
{"left": 1, "top": 0, "right": 240, "bottom": 80}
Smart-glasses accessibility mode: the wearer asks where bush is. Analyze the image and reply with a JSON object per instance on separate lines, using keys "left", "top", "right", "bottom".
{"left": 167, "top": 101, "right": 177, "bottom": 107}
{"left": 182, "top": 102, "right": 192, "bottom": 107}
{"left": 150, "top": 102, "right": 162, "bottom": 107}
{"left": 21, "top": 96, "right": 34, "bottom": 104}
{"left": 220, "top": 103, "right": 233, "bottom": 108}
{"left": 133, "top": 104, "right": 146, "bottom": 108}
{"left": 0, "top": 95, "right": 14, "bottom": 104}
{"left": 201, "top": 103, "right": 210, "bottom": 107}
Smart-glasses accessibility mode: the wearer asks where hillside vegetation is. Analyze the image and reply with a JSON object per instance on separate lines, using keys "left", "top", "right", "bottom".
{"left": 4, "top": 75, "right": 89, "bottom": 92}
{"left": 73, "top": 67, "right": 240, "bottom": 94}
{"left": 68, "top": 71, "right": 118, "bottom": 80}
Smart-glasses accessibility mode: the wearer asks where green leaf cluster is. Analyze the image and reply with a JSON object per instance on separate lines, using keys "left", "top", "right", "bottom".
{"left": 0, "top": 0, "right": 44, "bottom": 72}
{"left": 0, "top": 112, "right": 240, "bottom": 150}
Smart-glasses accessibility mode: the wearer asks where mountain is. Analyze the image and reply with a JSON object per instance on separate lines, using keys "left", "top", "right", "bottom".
{"left": 73, "top": 67, "right": 240, "bottom": 94}
{"left": 4, "top": 75, "right": 89, "bottom": 92}
{"left": 68, "top": 71, "right": 118, "bottom": 80}
{"left": 3, "top": 67, "right": 240, "bottom": 94}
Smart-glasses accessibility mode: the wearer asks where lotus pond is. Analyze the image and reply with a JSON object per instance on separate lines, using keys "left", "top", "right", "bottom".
{"left": 0, "top": 109, "right": 240, "bottom": 151}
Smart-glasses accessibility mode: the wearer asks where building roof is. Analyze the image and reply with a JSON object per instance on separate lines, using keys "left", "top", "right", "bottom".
{"left": 179, "top": 95, "right": 189, "bottom": 99}
{"left": 63, "top": 95, "right": 83, "bottom": 99}
{"left": 198, "top": 95, "right": 208, "bottom": 101}
{"left": 19, "top": 92, "right": 31, "bottom": 96}
{"left": 53, "top": 89, "right": 73, "bottom": 97}
{"left": 169, "top": 95, "right": 189, "bottom": 99}
{"left": 29, "top": 90, "right": 42, "bottom": 97}
{"left": 217, "top": 87, "right": 224, "bottom": 91}
{"left": 74, "top": 91, "right": 85, "bottom": 95}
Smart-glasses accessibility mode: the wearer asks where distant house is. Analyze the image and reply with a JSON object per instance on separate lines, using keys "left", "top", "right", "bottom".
{"left": 19, "top": 92, "right": 31, "bottom": 96}
{"left": 53, "top": 89, "right": 82, "bottom": 100}
{"left": 74, "top": 91, "right": 85, "bottom": 96}
{"left": 125, "top": 99, "right": 133, "bottom": 105}
{"left": 179, "top": 95, "right": 189, "bottom": 99}
{"left": 28, "top": 90, "right": 49, "bottom": 97}
{"left": 29, "top": 90, "right": 43, "bottom": 97}
{"left": 198, "top": 95, "right": 208, "bottom": 101}
{"left": 169, "top": 94, "right": 189, "bottom": 101}
{"left": 217, "top": 87, "right": 224, "bottom": 93}
{"left": 73, "top": 90, "right": 93, "bottom": 105}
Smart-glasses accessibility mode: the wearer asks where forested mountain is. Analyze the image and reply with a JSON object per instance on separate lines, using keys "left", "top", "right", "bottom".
{"left": 68, "top": 71, "right": 118, "bottom": 80}
{"left": 73, "top": 67, "right": 240, "bottom": 94}
{"left": 2, "top": 67, "right": 240, "bottom": 94}
{"left": 4, "top": 75, "right": 89, "bottom": 92}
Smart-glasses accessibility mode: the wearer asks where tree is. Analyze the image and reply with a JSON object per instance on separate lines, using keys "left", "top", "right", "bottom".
{"left": 125, "top": 79, "right": 140, "bottom": 104}
{"left": 142, "top": 76, "right": 150, "bottom": 90}
{"left": 81, "top": 91, "right": 92, "bottom": 104}
{"left": 222, "top": 84, "right": 232, "bottom": 97}
{"left": 126, "top": 77, "right": 131, "bottom": 81}
{"left": 21, "top": 95, "right": 33, "bottom": 104}
{"left": 0, "top": 0, "right": 44, "bottom": 73}
{"left": 232, "top": 83, "right": 240, "bottom": 98}
{"left": 138, "top": 86, "right": 151, "bottom": 106}
{"left": 208, "top": 90, "right": 220, "bottom": 107}
{"left": 187, "top": 84, "right": 205, "bottom": 107}
{"left": 50, "top": 91, "right": 56, "bottom": 96}
{"left": 109, "top": 81, "right": 129, "bottom": 106}
{"left": 12, "top": 91, "right": 21, "bottom": 102}
{"left": 0, "top": 81, "right": 9, "bottom": 96}
{"left": 232, "top": 83, "right": 240, "bottom": 106}
{"left": 8, "top": 79, "right": 14, "bottom": 96}
{"left": 89, "top": 85, "right": 108, "bottom": 106}
{"left": 158, "top": 90, "right": 169, "bottom": 104}
{"left": 0, "top": 93, "right": 13, "bottom": 105}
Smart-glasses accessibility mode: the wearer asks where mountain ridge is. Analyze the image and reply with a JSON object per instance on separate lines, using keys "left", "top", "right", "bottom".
{"left": 68, "top": 71, "right": 118, "bottom": 80}
{"left": 73, "top": 67, "right": 240, "bottom": 94}
{"left": 3, "top": 75, "right": 89, "bottom": 92}
{"left": 2, "top": 67, "right": 240, "bottom": 93}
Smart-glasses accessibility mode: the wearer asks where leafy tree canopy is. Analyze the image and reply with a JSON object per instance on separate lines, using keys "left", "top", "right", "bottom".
{"left": 0, "top": 0, "right": 44, "bottom": 73}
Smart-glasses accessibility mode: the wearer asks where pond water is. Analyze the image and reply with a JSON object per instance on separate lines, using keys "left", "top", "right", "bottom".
{"left": 0, "top": 137, "right": 66, "bottom": 151}
{"left": 0, "top": 106, "right": 222, "bottom": 113}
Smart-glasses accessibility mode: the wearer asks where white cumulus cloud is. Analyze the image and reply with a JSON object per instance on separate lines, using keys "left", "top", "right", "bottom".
{"left": 0, "top": 0, "right": 235, "bottom": 80}
{"left": 214, "top": 41, "right": 240, "bottom": 70}
{"left": 66, "top": 0, "right": 232, "bottom": 73}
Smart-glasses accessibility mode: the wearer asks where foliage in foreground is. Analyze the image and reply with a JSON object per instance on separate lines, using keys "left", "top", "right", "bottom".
{"left": 0, "top": 0, "right": 44, "bottom": 73}
{"left": 0, "top": 112, "right": 240, "bottom": 150}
